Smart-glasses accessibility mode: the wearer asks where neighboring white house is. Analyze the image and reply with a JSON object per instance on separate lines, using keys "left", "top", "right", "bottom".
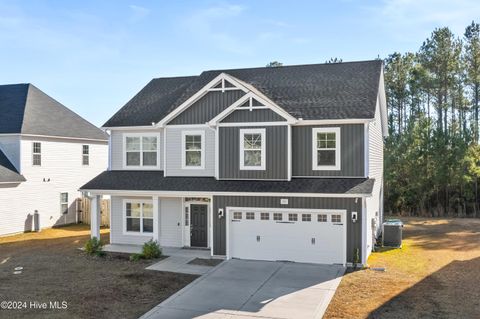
{"left": 0, "top": 83, "right": 108, "bottom": 236}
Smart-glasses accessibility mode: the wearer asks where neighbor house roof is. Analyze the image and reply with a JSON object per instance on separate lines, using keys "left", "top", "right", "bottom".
{"left": 103, "top": 60, "right": 383, "bottom": 127}
{"left": 80, "top": 171, "right": 374, "bottom": 196}
{"left": 0, "top": 84, "right": 108, "bottom": 140}
{"left": 0, "top": 149, "right": 25, "bottom": 183}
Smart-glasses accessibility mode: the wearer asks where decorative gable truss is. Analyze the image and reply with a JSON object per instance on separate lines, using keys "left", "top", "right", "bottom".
{"left": 157, "top": 72, "right": 297, "bottom": 127}
{"left": 208, "top": 92, "right": 297, "bottom": 126}
{"left": 157, "top": 73, "right": 248, "bottom": 127}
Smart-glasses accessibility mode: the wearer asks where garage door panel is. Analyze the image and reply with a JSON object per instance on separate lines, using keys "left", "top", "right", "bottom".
{"left": 229, "top": 209, "right": 346, "bottom": 265}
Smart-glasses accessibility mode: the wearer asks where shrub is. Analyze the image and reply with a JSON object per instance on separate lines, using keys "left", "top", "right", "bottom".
{"left": 84, "top": 237, "right": 104, "bottom": 256}
{"left": 129, "top": 253, "right": 143, "bottom": 261}
{"left": 142, "top": 240, "right": 162, "bottom": 259}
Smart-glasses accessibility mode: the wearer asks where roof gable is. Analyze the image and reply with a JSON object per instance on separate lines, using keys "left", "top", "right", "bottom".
{"left": 104, "top": 60, "right": 384, "bottom": 127}
{"left": 0, "top": 84, "right": 108, "bottom": 141}
{"left": 0, "top": 149, "right": 25, "bottom": 183}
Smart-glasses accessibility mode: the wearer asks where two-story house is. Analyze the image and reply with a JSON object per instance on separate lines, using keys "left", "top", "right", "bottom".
{"left": 0, "top": 84, "right": 108, "bottom": 236}
{"left": 81, "top": 60, "right": 387, "bottom": 266}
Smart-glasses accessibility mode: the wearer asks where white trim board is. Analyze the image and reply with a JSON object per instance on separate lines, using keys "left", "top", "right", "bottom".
{"left": 0, "top": 133, "right": 109, "bottom": 143}
{"left": 83, "top": 189, "right": 372, "bottom": 198}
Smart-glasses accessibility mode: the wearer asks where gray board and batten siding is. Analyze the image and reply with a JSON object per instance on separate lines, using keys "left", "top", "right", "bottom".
{"left": 219, "top": 126, "right": 288, "bottom": 180}
{"left": 221, "top": 108, "right": 286, "bottom": 123}
{"left": 212, "top": 196, "right": 363, "bottom": 263}
{"left": 168, "top": 90, "right": 245, "bottom": 125}
{"left": 292, "top": 124, "right": 365, "bottom": 177}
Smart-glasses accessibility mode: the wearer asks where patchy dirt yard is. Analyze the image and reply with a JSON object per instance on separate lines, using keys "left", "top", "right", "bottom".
{"left": 325, "top": 217, "right": 480, "bottom": 319}
{"left": 0, "top": 225, "right": 197, "bottom": 319}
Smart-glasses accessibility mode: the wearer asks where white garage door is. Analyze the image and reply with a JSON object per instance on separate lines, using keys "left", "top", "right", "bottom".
{"left": 228, "top": 208, "right": 346, "bottom": 265}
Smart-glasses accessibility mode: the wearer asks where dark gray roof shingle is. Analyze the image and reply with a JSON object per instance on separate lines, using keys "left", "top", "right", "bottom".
{"left": 80, "top": 170, "right": 374, "bottom": 195}
{"left": 0, "top": 149, "right": 25, "bottom": 183}
{"left": 0, "top": 84, "right": 108, "bottom": 140}
{"left": 104, "top": 60, "right": 383, "bottom": 127}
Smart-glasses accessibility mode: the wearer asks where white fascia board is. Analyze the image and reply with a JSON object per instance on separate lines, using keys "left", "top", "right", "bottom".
{"left": 17, "top": 133, "right": 108, "bottom": 143}
{"left": 81, "top": 189, "right": 372, "bottom": 198}
{"left": 103, "top": 126, "right": 156, "bottom": 131}
{"left": 295, "top": 119, "right": 373, "bottom": 126}
{"left": 156, "top": 73, "right": 248, "bottom": 128}
{"left": 378, "top": 69, "right": 389, "bottom": 138}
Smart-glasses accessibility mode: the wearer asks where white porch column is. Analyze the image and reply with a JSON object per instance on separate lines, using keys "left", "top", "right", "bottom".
{"left": 90, "top": 195, "right": 101, "bottom": 239}
{"left": 152, "top": 196, "right": 159, "bottom": 243}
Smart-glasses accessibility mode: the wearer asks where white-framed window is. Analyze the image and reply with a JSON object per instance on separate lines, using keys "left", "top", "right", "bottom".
{"left": 240, "top": 128, "right": 266, "bottom": 170}
{"left": 82, "top": 145, "right": 89, "bottom": 166}
{"left": 233, "top": 212, "right": 242, "bottom": 220}
{"left": 312, "top": 127, "right": 341, "bottom": 170}
{"left": 32, "top": 142, "right": 41, "bottom": 166}
{"left": 60, "top": 193, "right": 68, "bottom": 214}
{"left": 123, "top": 133, "right": 159, "bottom": 169}
{"left": 260, "top": 212, "right": 270, "bottom": 220}
{"left": 273, "top": 213, "right": 282, "bottom": 221}
{"left": 302, "top": 213, "right": 311, "bottom": 222}
{"left": 246, "top": 212, "right": 255, "bottom": 220}
{"left": 318, "top": 214, "right": 327, "bottom": 222}
{"left": 124, "top": 200, "right": 153, "bottom": 234}
{"left": 288, "top": 213, "right": 298, "bottom": 221}
{"left": 332, "top": 214, "right": 342, "bottom": 223}
{"left": 182, "top": 130, "right": 205, "bottom": 169}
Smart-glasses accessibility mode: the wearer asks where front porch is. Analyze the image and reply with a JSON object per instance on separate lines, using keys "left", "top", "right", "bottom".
{"left": 88, "top": 194, "right": 214, "bottom": 255}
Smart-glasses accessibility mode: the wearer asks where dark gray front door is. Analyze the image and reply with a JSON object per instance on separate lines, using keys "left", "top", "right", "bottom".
{"left": 190, "top": 204, "right": 208, "bottom": 247}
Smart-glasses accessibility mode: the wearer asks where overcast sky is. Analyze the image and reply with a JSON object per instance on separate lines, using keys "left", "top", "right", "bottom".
{"left": 1, "top": 0, "right": 479, "bottom": 126}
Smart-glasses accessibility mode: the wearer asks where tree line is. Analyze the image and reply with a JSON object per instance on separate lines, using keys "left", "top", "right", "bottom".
{"left": 384, "top": 22, "right": 480, "bottom": 217}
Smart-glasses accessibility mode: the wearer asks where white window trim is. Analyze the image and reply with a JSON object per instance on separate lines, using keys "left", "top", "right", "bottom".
{"left": 60, "top": 192, "right": 68, "bottom": 214}
{"left": 122, "top": 132, "right": 160, "bottom": 170}
{"left": 82, "top": 144, "right": 89, "bottom": 166}
{"left": 239, "top": 128, "right": 266, "bottom": 171}
{"left": 122, "top": 199, "right": 154, "bottom": 236}
{"left": 32, "top": 142, "right": 41, "bottom": 166}
{"left": 312, "top": 127, "right": 341, "bottom": 171}
{"left": 181, "top": 130, "right": 206, "bottom": 170}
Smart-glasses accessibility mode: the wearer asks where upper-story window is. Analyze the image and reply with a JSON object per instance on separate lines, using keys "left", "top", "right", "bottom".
{"left": 182, "top": 130, "right": 205, "bottom": 169}
{"left": 312, "top": 127, "right": 341, "bottom": 170}
{"left": 82, "top": 145, "right": 89, "bottom": 166}
{"left": 240, "top": 128, "right": 265, "bottom": 170}
{"left": 123, "top": 133, "right": 159, "bottom": 168}
{"left": 32, "top": 142, "right": 41, "bottom": 166}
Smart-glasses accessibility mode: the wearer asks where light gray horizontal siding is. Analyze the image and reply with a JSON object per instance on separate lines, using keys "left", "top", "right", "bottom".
{"left": 165, "top": 126, "right": 215, "bottom": 176}
{"left": 222, "top": 109, "right": 286, "bottom": 122}
{"left": 169, "top": 90, "right": 245, "bottom": 125}
{"left": 292, "top": 124, "right": 365, "bottom": 177}
{"left": 219, "top": 126, "right": 288, "bottom": 180}
{"left": 110, "top": 129, "right": 164, "bottom": 170}
{"left": 212, "top": 196, "right": 363, "bottom": 263}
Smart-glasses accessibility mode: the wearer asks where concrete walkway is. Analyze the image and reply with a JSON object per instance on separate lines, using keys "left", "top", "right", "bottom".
{"left": 104, "top": 244, "right": 218, "bottom": 275}
{"left": 141, "top": 259, "right": 345, "bottom": 319}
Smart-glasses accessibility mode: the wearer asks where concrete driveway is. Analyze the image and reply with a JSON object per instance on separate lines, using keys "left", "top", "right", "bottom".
{"left": 141, "top": 259, "right": 345, "bottom": 319}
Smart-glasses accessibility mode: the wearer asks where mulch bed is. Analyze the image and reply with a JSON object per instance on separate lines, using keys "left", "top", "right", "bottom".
{"left": 187, "top": 258, "right": 224, "bottom": 267}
